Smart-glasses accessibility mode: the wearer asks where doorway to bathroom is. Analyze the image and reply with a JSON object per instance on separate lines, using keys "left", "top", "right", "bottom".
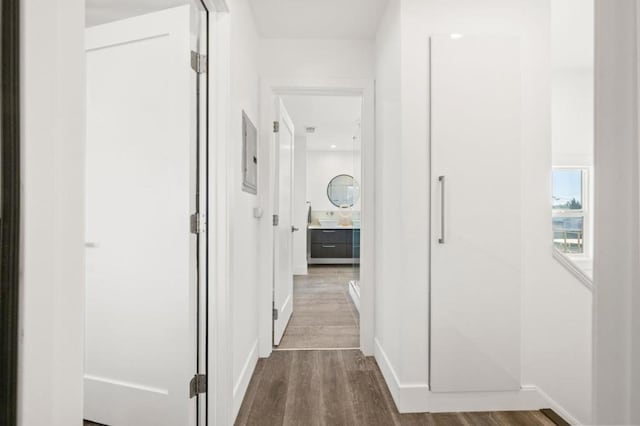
{"left": 257, "top": 79, "right": 374, "bottom": 356}
{"left": 275, "top": 94, "right": 363, "bottom": 350}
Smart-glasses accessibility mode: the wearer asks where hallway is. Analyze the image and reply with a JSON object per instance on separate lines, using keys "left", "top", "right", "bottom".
{"left": 234, "top": 350, "right": 559, "bottom": 426}
{"left": 278, "top": 266, "right": 360, "bottom": 350}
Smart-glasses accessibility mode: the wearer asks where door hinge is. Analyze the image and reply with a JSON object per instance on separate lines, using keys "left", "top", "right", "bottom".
{"left": 273, "top": 307, "right": 279, "bottom": 321}
{"left": 273, "top": 121, "right": 280, "bottom": 133}
{"left": 191, "top": 51, "right": 208, "bottom": 74}
{"left": 272, "top": 214, "right": 279, "bottom": 226}
{"left": 189, "top": 374, "right": 207, "bottom": 398}
{"left": 190, "top": 213, "right": 206, "bottom": 234}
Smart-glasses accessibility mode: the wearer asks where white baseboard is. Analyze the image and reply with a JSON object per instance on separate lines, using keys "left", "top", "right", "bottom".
{"left": 293, "top": 264, "right": 308, "bottom": 275}
{"left": 373, "top": 339, "right": 579, "bottom": 418}
{"left": 534, "top": 386, "right": 583, "bottom": 425}
{"left": 374, "top": 338, "right": 430, "bottom": 412}
{"left": 232, "top": 340, "right": 258, "bottom": 420}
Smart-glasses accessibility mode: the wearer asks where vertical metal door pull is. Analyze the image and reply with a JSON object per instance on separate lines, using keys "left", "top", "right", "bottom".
{"left": 438, "top": 176, "right": 446, "bottom": 244}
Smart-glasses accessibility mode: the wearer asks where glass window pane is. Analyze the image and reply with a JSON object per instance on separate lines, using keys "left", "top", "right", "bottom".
{"left": 552, "top": 169, "right": 583, "bottom": 210}
{"left": 553, "top": 216, "right": 585, "bottom": 254}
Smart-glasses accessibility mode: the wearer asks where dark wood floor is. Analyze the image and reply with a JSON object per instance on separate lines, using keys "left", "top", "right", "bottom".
{"left": 278, "top": 266, "right": 359, "bottom": 350}
{"left": 235, "top": 350, "right": 559, "bottom": 426}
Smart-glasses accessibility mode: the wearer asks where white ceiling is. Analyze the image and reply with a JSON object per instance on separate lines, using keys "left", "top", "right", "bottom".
{"left": 281, "top": 95, "right": 362, "bottom": 152}
{"left": 249, "top": 0, "right": 388, "bottom": 39}
{"left": 86, "top": 0, "right": 189, "bottom": 27}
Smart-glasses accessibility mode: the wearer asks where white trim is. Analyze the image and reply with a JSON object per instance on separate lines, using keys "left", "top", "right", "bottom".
{"left": 375, "top": 338, "right": 430, "bottom": 413}
{"left": 258, "top": 78, "right": 376, "bottom": 358}
{"left": 232, "top": 340, "right": 259, "bottom": 419}
{"left": 592, "top": 1, "right": 640, "bottom": 424}
{"left": 535, "top": 386, "right": 583, "bottom": 426}
{"left": 273, "top": 347, "right": 360, "bottom": 352}
{"left": 199, "top": 0, "right": 229, "bottom": 13}
{"left": 84, "top": 375, "right": 169, "bottom": 396}
{"left": 206, "top": 5, "right": 233, "bottom": 426}
{"left": 293, "top": 265, "right": 308, "bottom": 275}
{"left": 348, "top": 280, "right": 361, "bottom": 312}
{"left": 552, "top": 248, "right": 593, "bottom": 290}
{"left": 375, "top": 339, "right": 580, "bottom": 419}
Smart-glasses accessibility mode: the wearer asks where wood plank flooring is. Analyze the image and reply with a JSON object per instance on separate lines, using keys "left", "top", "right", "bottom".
{"left": 278, "top": 266, "right": 359, "bottom": 350}
{"left": 235, "top": 350, "right": 559, "bottom": 426}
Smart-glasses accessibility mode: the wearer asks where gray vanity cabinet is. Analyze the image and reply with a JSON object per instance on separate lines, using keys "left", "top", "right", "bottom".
{"left": 308, "top": 229, "right": 359, "bottom": 264}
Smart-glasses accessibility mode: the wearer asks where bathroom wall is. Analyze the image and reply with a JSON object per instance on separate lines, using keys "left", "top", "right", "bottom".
{"left": 306, "top": 150, "right": 361, "bottom": 213}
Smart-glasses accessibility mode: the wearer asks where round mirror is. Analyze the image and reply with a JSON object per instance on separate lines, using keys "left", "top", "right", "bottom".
{"left": 327, "top": 174, "right": 360, "bottom": 208}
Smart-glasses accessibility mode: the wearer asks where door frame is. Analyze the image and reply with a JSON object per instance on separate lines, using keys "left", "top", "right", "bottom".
{"left": 272, "top": 98, "right": 296, "bottom": 346}
{"left": 0, "top": 0, "right": 21, "bottom": 423}
{"left": 196, "top": 1, "right": 234, "bottom": 425}
{"left": 258, "top": 78, "right": 376, "bottom": 358}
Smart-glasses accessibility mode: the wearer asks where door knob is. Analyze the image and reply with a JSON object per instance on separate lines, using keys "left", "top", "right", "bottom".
{"left": 291, "top": 226, "right": 300, "bottom": 232}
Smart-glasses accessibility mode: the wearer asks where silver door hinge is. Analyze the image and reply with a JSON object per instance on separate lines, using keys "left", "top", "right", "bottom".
{"left": 189, "top": 374, "right": 207, "bottom": 398}
{"left": 190, "top": 213, "right": 206, "bottom": 234}
{"left": 272, "top": 214, "right": 279, "bottom": 226}
{"left": 191, "top": 51, "right": 208, "bottom": 74}
{"left": 273, "top": 121, "right": 280, "bottom": 133}
{"left": 273, "top": 308, "right": 279, "bottom": 321}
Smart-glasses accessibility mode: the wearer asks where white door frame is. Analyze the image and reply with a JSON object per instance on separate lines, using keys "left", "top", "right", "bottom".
{"left": 258, "top": 78, "right": 376, "bottom": 358}
{"left": 197, "top": 1, "right": 234, "bottom": 426}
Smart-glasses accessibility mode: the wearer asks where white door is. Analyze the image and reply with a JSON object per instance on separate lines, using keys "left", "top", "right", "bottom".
{"left": 273, "top": 99, "right": 295, "bottom": 345}
{"left": 85, "top": 6, "right": 196, "bottom": 425}
{"left": 430, "top": 35, "right": 522, "bottom": 392}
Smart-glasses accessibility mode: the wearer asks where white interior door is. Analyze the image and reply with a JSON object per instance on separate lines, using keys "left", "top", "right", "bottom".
{"left": 85, "top": 6, "right": 196, "bottom": 425}
{"left": 430, "top": 35, "right": 522, "bottom": 392}
{"left": 273, "top": 98, "right": 295, "bottom": 345}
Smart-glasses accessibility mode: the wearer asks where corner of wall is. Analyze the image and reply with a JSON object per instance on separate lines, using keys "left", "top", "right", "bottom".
{"left": 232, "top": 340, "right": 259, "bottom": 420}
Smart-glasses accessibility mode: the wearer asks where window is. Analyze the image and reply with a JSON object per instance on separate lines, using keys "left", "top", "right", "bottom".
{"left": 552, "top": 168, "right": 588, "bottom": 255}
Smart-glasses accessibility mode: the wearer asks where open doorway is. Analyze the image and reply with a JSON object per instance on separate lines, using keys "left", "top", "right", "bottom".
{"left": 272, "top": 95, "right": 363, "bottom": 350}
{"left": 83, "top": 2, "right": 209, "bottom": 425}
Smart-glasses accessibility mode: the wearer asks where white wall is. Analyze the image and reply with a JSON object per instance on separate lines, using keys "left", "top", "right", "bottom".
{"left": 552, "top": 70, "right": 594, "bottom": 167}
{"left": 293, "top": 135, "right": 308, "bottom": 275}
{"left": 19, "top": 0, "right": 86, "bottom": 424}
{"left": 227, "top": 0, "right": 261, "bottom": 418}
{"left": 374, "top": 0, "right": 592, "bottom": 422}
{"left": 306, "top": 150, "right": 360, "bottom": 212}
{"left": 593, "top": 1, "right": 640, "bottom": 424}
{"left": 260, "top": 39, "right": 375, "bottom": 80}
{"left": 551, "top": 0, "right": 594, "bottom": 168}
{"left": 374, "top": 0, "right": 403, "bottom": 399}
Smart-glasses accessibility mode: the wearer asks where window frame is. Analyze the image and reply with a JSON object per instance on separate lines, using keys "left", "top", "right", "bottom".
{"left": 552, "top": 167, "right": 591, "bottom": 257}
{"left": 551, "top": 166, "right": 593, "bottom": 289}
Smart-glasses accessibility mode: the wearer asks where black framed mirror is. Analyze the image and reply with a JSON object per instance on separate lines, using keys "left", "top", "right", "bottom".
{"left": 327, "top": 174, "right": 360, "bottom": 208}
{"left": 1, "top": 0, "right": 21, "bottom": 424}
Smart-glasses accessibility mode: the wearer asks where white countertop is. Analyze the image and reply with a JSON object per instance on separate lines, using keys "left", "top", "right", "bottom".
{"left": 307, "top": 225, "right": 359, "bottom": 230}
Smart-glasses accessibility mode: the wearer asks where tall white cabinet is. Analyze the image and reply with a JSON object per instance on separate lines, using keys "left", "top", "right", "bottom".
{"left": 429, "top": 35, "right": 523, "bottom": 393}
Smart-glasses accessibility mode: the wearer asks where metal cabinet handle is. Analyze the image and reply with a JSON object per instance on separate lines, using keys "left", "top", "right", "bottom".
{"left": 438, "top": 176, "right": 446, "bottom": 244}
{"left": 322, "top": 230, "right": 336, "bottom": 233}
{"left": 322, "top": 245, "right": 337, "bottom": 248}
{"left": 292, "top": 226, "right": 299, "bottom": 232}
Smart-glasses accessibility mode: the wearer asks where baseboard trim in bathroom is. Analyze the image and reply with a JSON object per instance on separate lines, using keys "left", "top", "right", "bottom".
{"left": 540, "top": 408, "right": 570, "bottom": 426}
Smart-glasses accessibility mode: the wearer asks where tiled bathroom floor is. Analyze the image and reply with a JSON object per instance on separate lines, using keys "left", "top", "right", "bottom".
{"left": 277, "top": 265, "right": 360, "bottom": 350}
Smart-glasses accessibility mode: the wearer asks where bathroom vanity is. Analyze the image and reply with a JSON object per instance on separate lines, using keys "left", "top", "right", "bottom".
{"left": 307, "top": 226, "right": 360, "bottom": 265}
